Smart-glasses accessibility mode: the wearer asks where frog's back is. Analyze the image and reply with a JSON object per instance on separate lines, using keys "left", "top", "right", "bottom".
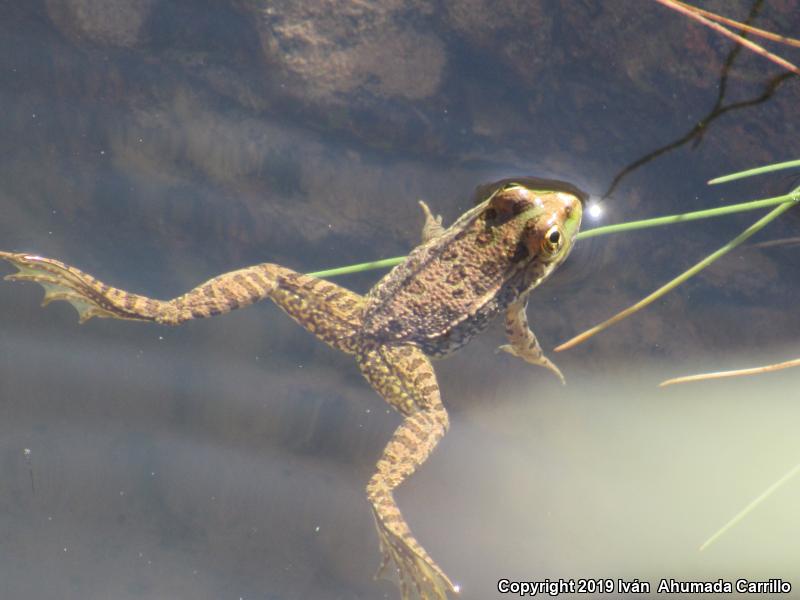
{"left": 360, "top": 204, "right": 529, "bottom": 357}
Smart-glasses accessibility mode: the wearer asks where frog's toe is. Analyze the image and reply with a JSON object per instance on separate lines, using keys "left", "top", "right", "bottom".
{"left": 529, "top": 354, "right": 565, "bottom": 385}
{"left": 496, "top": 343, "right": 516, "bottom": 356}
{"left": 496, "top": 344, "right": 566, "bottom": 384}
{"left": 543, "top": 358, "right": 566, "bottom": 385}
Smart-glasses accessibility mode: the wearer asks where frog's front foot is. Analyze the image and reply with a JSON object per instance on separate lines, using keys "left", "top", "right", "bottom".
{"left": 499, "top": 299, "right": 566, "bottom": 385}
{"left": 418, "top": 200, "right": 445, "bottom": 243}
{"left": 497, "top": 343, "right": 566, "bottom": 385}
{"left": 373, "top": 513, "right": 458, "bottom": 600}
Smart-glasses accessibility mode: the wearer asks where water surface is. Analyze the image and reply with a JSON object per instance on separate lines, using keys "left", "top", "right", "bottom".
{"left": 1, "top": 2, "right": 799, "bottom": 598}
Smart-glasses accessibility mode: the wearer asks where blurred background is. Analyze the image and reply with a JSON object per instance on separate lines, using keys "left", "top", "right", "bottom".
{"left": 0, "top": 1, "right": 799, "bottom": 598}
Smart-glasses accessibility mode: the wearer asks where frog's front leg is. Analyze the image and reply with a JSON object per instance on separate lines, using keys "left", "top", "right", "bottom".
{"left": 357, "top": 344, "right": 457, "bottom": 600}
{"left": 497, "top": 298, "right": 565, "bottom": 384}
{"left": 418, "top": 201, "right": 445, "bottom": 243}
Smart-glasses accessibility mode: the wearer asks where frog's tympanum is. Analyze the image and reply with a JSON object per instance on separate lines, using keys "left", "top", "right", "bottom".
{"left": 1, "top": 177, "right": 584, "bottom": 599}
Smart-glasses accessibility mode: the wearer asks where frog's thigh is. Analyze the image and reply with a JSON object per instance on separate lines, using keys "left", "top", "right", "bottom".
{"left": 267, "top": 269, "right": 365, "bottom": 354}
{"left": 498, "top": 298, "right": 565, "bottom": 384}
{"left": 357, "top": 344, "right": 441, "bottom": 416}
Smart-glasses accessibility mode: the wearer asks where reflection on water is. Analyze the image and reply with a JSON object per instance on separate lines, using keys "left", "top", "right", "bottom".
{"left": 0, "top": 329, "right": 376, "bottom": 600}
{"left": 1, "top": 1, "right": 800, "bottom": 599}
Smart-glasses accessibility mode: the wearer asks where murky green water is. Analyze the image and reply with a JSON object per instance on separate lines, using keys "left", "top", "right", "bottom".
{"left": 1, "top": 2, "right": 799, "bottom": 599}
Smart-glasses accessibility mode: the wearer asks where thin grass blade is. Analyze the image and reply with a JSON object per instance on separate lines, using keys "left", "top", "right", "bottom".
{"left": 652, "top": 0, "right": 800, "bottom": 75}
{"left": 671, "top": 0, "right": 800, "bottom": 48}
{"left": 556, "top": 198, "right": 798, "bottom": 352}
{"left": 709, "top": 159, "right": 800, "bottom": 184}
{"left": 661, "top": 357, "right": 800, "bottom": 386}
{"left": 307, "top": 256, "right": 406, "bottom": 279}
{"left": 578, "top": 192, "right": 798, "bottom": 239}
{"left": 699, "top": 462, "right": 800, "bottom": 552}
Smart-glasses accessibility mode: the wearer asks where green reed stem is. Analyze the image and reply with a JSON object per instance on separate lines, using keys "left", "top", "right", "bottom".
{"left": 308, "top": 192, "right": 799, "bottom": 278}
{"left": 699, "top": 462, "right": 800, "bottom": 551}
{"left": 556, "top": 196, "right": 798, "bottom": 351}
{"left": 709, "top": 159, "right": 800, "bottom": 184}
{"left": 576, "top": 192, "right": 798, "bottom": 239}
{"left": 309, "top": 256, "right": 408, "bottom": 279}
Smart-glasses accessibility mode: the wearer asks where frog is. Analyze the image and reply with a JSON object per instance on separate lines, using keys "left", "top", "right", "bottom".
{"left": 0, "top": 176, "right": 584, "bottom": 599}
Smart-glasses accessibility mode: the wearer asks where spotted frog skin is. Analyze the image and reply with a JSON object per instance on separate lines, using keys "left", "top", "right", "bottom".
{"left": 0, "top": 177, "right": 584, "bottom": 599}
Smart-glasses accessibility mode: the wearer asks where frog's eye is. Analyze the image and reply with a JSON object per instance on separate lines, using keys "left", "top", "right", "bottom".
{"left": 542, "top": 225, "right": 563, "bottom": 254}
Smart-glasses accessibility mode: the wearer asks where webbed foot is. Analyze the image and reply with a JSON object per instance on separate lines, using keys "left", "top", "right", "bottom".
{"left": 0, "top": 251, "right": 137, "bottom": 323}
{"left": 373, "top": 513, "right": 458, "bottom": 600}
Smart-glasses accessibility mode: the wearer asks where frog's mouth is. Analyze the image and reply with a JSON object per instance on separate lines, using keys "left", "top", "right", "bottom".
{"left": 472, "top": 176, "right": 589, "bottom": 207}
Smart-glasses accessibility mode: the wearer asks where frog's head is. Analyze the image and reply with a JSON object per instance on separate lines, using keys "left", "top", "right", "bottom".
{"left": 480, "top": 177, "right": 584, "bottom": 274}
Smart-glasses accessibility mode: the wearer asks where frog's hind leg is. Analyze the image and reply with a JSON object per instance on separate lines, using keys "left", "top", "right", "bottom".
{"left": 265, "top": 268, "right": 365, "bottom": 353}
{"left": 0, "top": 252, "right": 170, "bottom": 324}
{"left": 357, "top": 344, "right": 457, "bottom": 600}
{"left": 497, "top": 297, "right": 565, "bottom": 384}
{"left": 0, "top": 252, "right": 364, "bottom": 353}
